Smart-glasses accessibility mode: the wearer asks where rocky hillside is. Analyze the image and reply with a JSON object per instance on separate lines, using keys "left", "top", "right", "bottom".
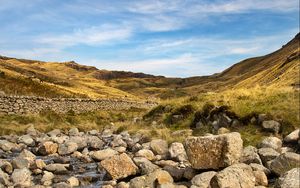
{"left": 0, "top": 126, "right": 299, "bottom": 187}
{"left": 0, "top": 33, "right": 299, "bottom": 99}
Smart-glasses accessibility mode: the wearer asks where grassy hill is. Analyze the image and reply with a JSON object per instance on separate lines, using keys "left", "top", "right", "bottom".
{"left": 0, "top": 33, "right": 299, "bottom": 100}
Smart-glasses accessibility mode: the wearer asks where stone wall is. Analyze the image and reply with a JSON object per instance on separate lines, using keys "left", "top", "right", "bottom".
{"left": 0, "top": 95, "right": 157, "bottom": 115}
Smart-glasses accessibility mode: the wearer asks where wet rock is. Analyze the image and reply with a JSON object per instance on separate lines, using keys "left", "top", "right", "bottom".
{"left": 133, "top": 157, "right": 159, "bottom": 175}
{"left": 275, "top": 168, "right": 300, "bottom": 188}
{"left": 259, "top": 137, "right": 282, "bottom": 152}
{"left": 129, "top": 169, "right": 173, "bottom": 188}
{"left": 100, "top": 153, "right": 138, "bottom": 180}
{"left": 67, "top": 176, "right": 79, "bottom": 187}
{"left": 240, "top": 146, "right": 262, "bottom": 165}
{"left": 45, "top": 164, "right": 69, "bottom": 174}
{"left": 91, "top": 148, "right": 118, "bottom": 161}
{"left": 184, "top": 132, "right": 243, "bottom": 169}
{"left": 253, "top": 170, "right": 268, "bottom": 186}
{"left": 18, "top": 134, "right": 35, "bottom": 146}
{"left": 150, "top": 139, "right": 169, "bottom": 155}
{"left": 270, "top": 152, "right": 300, "bottom": 176}
{"left": 135, "top": 149, "right": 155, "bottom": 161}
{"left": 191, "top": 171, "right": 217, "bottom": 188}
{"left": 11, "top": 168, "right": 32, "bottom": 187}
{"left": 38, "top": 141, "right": 58, "bottom": 155}
{"left": 169, "top": 142, "right": 188, "bottom": 162}
{"left": 41, "top": 171, "right": 54, "bottom": 186}
{"left": 284, "top": 129, "right": 300, "bottom": 143}
{"left": 262, "top": 120, "right": 281, "bottom": 134}
{"left": 58, "top": 141, "right": 78, "bottom": 155}
{"left": 258, "top": 148, "right": 280, "bottom": 165}
{"left": 210, "top": 163, "right": 255, "bottom": 188}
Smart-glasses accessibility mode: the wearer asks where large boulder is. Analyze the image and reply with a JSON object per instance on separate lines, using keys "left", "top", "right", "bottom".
{"left": 38, "top": 141, "right": 58, "bottom": 155}
{"left": 150, "top": 139, "right": 169, "bottom": 155}
{"left": 11, "top": 168, "right": 32, "bottom": 187}
{"left": 129, "top": 169, "right": 173, "bottom": 188}
{"left": 240, "top": 146, "right": 262, "bottom": 165}
{"left": 270, "top": 152, "right": 300, "bottom": 176}
{"left": 262, "top": 120, "right": 281, "bottom": 134}
{"left": 100, "top": 153, "right": 138, "bottom": 180}
{"left": 91, "top": 148, "right": 118, "bottom": 161}
{"left": 191, "top": 171, "right": 217, "bottom": 188}
{"left": 210, "top": 163, "right": 255, "bottom": 188}
{"left": 275, "top": 168, "right": 300, "bottom": 188}
{"left": 184, "top": 132, "right": 243, "bottom": 169}
{"left": 258, "top": 137, "right": 282, "bottom": 152}
{"left": 258, "top": 147, "right": 280, "bottom": 165}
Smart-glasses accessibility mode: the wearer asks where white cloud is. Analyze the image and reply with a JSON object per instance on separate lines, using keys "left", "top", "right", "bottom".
{"left": 36, "top": 24, "right": 133, "bottom": 48}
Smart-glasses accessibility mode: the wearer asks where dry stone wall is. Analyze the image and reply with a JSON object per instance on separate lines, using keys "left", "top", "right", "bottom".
{"left": 0, "top": 95, "right": 157, "bottom": 115}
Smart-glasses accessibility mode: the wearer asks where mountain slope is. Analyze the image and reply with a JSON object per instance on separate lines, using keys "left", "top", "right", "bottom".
{"left": 0, "top": 33, "right": 298, "bottom": 99}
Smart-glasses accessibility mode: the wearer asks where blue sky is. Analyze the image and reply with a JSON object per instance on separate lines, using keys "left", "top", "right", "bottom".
{"left": 0, "top": 0, "right": 299, "bottom": 77}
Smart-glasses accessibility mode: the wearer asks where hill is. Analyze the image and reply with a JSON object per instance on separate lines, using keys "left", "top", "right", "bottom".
{"left": 0, "top": 33, "right": 299, "bottom": 99}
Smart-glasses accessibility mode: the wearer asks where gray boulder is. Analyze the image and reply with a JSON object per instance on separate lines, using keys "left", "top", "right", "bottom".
{"left": 275, "top": 168, "right": 300, "bottom": 188}
{"left": 210, "top": 163, "right": 255, "bottom": 188}
{"left": 133, "top": 157, "right": 159, "bottom": 175}
{"left": 58, "top": 141, "right": 78, "bottom": 155}
{"left": 240, "top": 146, "right": 262, "bottom": 165}
{"left": 191, "top": 171, "right": 217, "bottom": 188}
{"left": 0, "top": 140, "right": 16, "bottom": 151}
{"left": 184, "top": 132, "right": 243, "bottom": 169}
{"left": 150, "top": 139, "right": 169, "bottom": 155}
{"left": 270, "top": 152, "right": 300, "bottom": 176}
{"left": 45, "top": 163, "right": 69, "bottom": 174}
{"left": 135, "top": 149, "right": 155, "bottom": 161}
{"left": 258, "top": 137, "right": 282, "bottom": 152}
{"left": 284, "top": 129, "right": 300, "bottom": 143}
{"left": 91, "top": 148, "right": 118, "bottom": 161}
{"left": 169, "top": 142, "right": 188, "bottom": 162}
{"left": 262, "top": 120, "right": 281, "bottom": 134}
{"left": 18, "top": 135, "right": 35, "bottom": 146}
{"left": 11, "top": 168, "right": 32, "bottom": 187}
{"left": 258, "top": 147, "right": 280, "bottom": 165}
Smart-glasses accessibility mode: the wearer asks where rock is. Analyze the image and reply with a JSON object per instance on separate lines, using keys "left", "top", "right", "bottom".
{"left": 133, "top": 157, "right": 159, "bottom": 175}
{"left": 258, "top": 147, "right": 280, "bottom": 165}
{"left": 259, "top": 137, "right": 282, "bottom": 151}
{"left": 280, "top": 147, "right": 294, "bottom": 153}
{"left": 184, "top": 132, "right": 243, "bottom": 169}
{"left": 258, "top": 114, "right": 268, "bottom": 124}
{"left": 18, "top": 135, "right": 35, "bottom": 146}
{"left": 253, "top": 170, "right": 268, "bottom": 186}
{"left": 191, "top": 171, "right": 217, "bottom": 187}
{"left": 250, "top": 163, "right": 271, "bottom": 176}
{"left": 12, "top": 157, "right": 30, "bottom": 169}
{"left": 69, "top": 136, "right": 87, "bottom": 150}
{"left": 0, "top": 140, "right": 16, "bottom": 151}
{"left": 270, "top": 152, "right": 300, "bottom": 176}
{"left": 150, "top": 139, "right": 169, "bottom": 155}
{"left": 111, "top": 135, "right": 127, "bottom": 148}
{"left": 68, "top": 127, "right": 79, "bottom": 136}
{"left": 183, "top": 167, "right": 197, "bottom": 180}
{"left": 67, "top": 176, "right": 79, "bottom": 187}
{"left": 26, "top": 125, "right": 38, "bottom": 136}
{"left": 129, "top": 169, "right": 173, "bottom": 188}
{"left": 169, "top": 142, "right": 188, "bottom": 162}
{"left": 53, "top": 182, "right": 72, "bottom": 188}
{"left": 275, "top": 168, "right": 300, "bottom": 188}
{"left": 262, "top": 120, "right": 281, "bottom": 134}
{"left": 38, "top": 141, "right": 58, "bottom": 155}
{"left": 155, "top": 160, "right": 179, "bottom": 168}
{"left": 19, "top": 149, "right": 36, "bottom": 163}
{"left": 33, "top": 159, "right": 46, "bottom": 170}
{"left": 117, "top": 181, "right": 129, "bottom": 188}
{"left": 91, "top": 148, "right": 118, "bottom": 161}
{"left": 135, "top": 149, "right": 155, "bottom": 161}
{"left": 210, "top": 163, "right": 255, "bottom": 188}
{"left": 11, "top": 168, "right": 32, "bottom": 187}
{"left": 87, "top": 136, "right": 104, "bottom": 150}
{"left": 0, "top": 169, "right": 10, "bottom": 186}
{"left": 284, "top": 129, "right": 300, "bottom": 143}
{"left": 240, "top": 146, "right": 262, "bottom": 165}
{"left": 41, "top": 171, "right": 54, "bottom": 186}
{"left": 217, "top": 127, "right": 230, "bottom": 135}
{"left": 0, "top": 160, "right": 13, "bottom": 174}
{"left": 100, "top": 153, "right": 138, "bottom": 180}
{"left": 58, "top": 141, "right": 78, "bottom": 155}
{"left": 47, "top": 129, "right": 61, "bottom": 137}
{"left": 45, "top": 164, "right": 69, "bottom": 174}
{"left": 163, "top": 165, "right": 185, "bottom": 181}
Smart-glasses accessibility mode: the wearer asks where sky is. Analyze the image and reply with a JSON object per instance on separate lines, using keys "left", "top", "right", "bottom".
{"left": 0, "top": 0, "right": 299, "bottom": 77}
